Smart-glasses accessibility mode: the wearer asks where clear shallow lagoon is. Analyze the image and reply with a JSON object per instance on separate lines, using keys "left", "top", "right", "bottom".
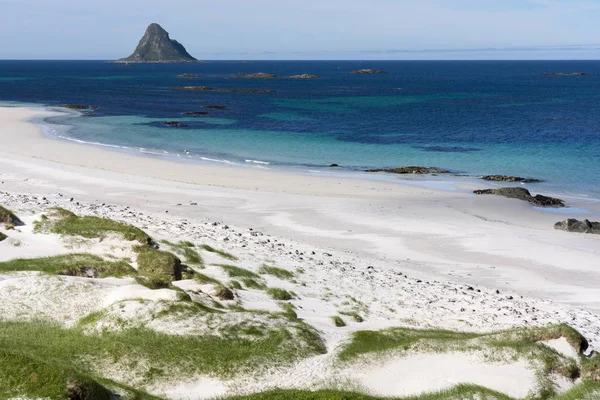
{"left": 1, "top": 60, "right": 600, "bottom": 199}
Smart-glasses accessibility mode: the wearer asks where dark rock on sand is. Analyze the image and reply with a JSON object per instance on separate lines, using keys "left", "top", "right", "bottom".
{"left": 473, "top": 187, "right": 565, "bottom": 207}
{"left": 554, "top": 219, "right": 600, "bottom": 234}
{"left": 215, "top": 286, "right": 235, "bottom": 300}
{"left": 217, "top": 88, "right": 275, "bottom": 93}
{"left": 0, "top": 232, "right": 7, "bottom": 242}
{"left": 204, "top": 105, "right": 227, "bottom": 110}
{"left": 183, "top": 111, "right": 210, "bottom": 116}
{"left": 365, "top": 166, "right": 449, "bottom": 174}
{"left": 173, "top": 86, "right": 213, "bottom": 91}
{"left": 117, "top": 23, "right": 197, "bottom": 63}
{"left": 351, "top": 69, "right": 388, "bottom": 74}
{"left": 178, "top": 73, "right": 200, "bottom": 78}
{"left": 164, "top": 121, "right": 189, "bottom": 127}
{"left": 481, "top": 175, "right": 541, "bottom": 183}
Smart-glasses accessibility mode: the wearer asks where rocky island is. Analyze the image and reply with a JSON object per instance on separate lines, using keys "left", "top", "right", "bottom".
{"left": 117, "top": 23, "right": 198, "bottom": 63}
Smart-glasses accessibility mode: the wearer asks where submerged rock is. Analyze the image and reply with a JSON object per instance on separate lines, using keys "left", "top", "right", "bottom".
{"left": 217, "top": 88, "right": 275, "bottom": 93}
{"left": 243, "top": 72, "right": 279, "bottom": 79}
{"left": 164, "top": 121, "right": 189, "bottom": 127}
{"left": 183, "top": 111, "right": 210, "bottom": 116}
{"left": 351, "top": 69, "right": 388, "bottom": 74}
{"left": 365, "top": 166, "right": 449, "bottom": 174}
{"left": 178, "top": 73, "right": 200, "bottom": 78}
{"left": 481, "top": 175, "right": 541, "bottom": 183}
{"left": 554, "top": 219, "right": 600, "bottom": 234}
{"left": 204, "top": 105, "right": 227, "bottom": 110}
{"left": 173, "top": 86, "right": 213, "bottom": 91}
{"left": 473, "top": 187, "right": 565, "bottom": 207}
{"left": 117, "top": 23, "right": 197, "bottom": 63}
{"left": 537, "top": 72, "right": 590, "bottom": 76}
{"left": 59, "top": 104, "right": 97, "bottom": 110}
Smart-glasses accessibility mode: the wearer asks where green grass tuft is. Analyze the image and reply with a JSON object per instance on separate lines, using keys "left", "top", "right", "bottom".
{"left": 339, "top": 311, "right": 364, "bottom": 323}
{"left": 0, "top": 254, "right": 136, "bottom": 278}
{"left": 202, "top": 244, "right": 238, "bottom": 261}
{"left": 217, "top": 264, "right": 260, "bottom": 278}
{"left": 240, "top": 277, "right": 267, "bottom": 290}
{"left": 135, "top": 246, "right": 182, "bottom": 288}
{"left": 34, "top": 207, "right": 151, "bottom": 243}
{"left": 259, "top": 264, "right": 295, "bottom": 280}
{"left": 194, "top": 272, "right": 222, "bottom": 285}
{"left": 331, "top": 316, "right": 346, "bottom": 327}
{"left": 267, "top": 288, "right": 293, "bottom": 301}
{"left": 0, "top": 205, "right": 23, "bottom": 227}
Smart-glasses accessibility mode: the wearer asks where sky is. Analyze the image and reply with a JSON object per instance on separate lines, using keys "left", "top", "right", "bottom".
{"left": 0, "top": 0, "right": 599, "bottom": 60}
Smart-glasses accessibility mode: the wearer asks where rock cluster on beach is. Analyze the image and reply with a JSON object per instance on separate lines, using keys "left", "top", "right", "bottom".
{"left": 554, "top": 219, "right": 600, "bottom": 234}
{"left": 481, "top": 175, "right": 541, "bottom": 183}
{"left": 473, "top": 187, "right": 565, "bottom": 207}
{"left": 365, "top": 166, "right": 449, "bottom": 174}
{"left": 116, "top": 23, "right": 197, "bottom": 63}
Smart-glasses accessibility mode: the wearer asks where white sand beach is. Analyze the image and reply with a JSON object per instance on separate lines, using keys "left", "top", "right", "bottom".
{"left": 1, "top": 106, "right": 599, "bottom": 398}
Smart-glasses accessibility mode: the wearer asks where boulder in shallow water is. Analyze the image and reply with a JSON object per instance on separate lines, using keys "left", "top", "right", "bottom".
{"left": 365, "top": 166, "right": 448, "bottom": 174}
{"left": 183, "top": 111, "right": 210, "bottom": 116}
{"left": 481, "top": 175, "right": 541, "bottom": 183}
{"left": 288, "top": 74, "right": 320, "bottom": 79}
{"left": 554, "top": 219, "right": 600, "bottom": 234}
{"left": 473, "top": 187, "right": 565, "bottom": 207}
{"left": 243, "top": 72, "right": 279, "bottom": 79}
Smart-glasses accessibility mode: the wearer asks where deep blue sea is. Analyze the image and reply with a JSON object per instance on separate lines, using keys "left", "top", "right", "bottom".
{"left": 1, "top": 60, "right": 600, "bottom": 199}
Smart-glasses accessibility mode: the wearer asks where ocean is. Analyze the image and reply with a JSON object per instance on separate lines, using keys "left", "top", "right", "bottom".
{"left": 1, "top": 60, "right": 600, "bottom": 200}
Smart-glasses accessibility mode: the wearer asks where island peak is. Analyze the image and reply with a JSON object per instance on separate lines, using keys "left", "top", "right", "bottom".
{"left": 117, "top": 23, "right": 197, "bottom": 63}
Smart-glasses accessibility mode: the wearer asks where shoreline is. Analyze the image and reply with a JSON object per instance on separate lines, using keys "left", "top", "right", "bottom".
{"left": 17, "top": 103, "right": 600, "bottom": 209}
{"left": 1, "top": 106, "right": 600, "bottom": 308}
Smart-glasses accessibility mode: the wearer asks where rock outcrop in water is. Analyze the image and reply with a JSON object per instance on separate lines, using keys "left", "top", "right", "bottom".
{"left": 481, "top": 175, "right": 541, "bottom": 183}
{"left": 554, "top": 219, "right": 600, "bottom": 234}
{"left": 351, "top": 69, "right": 388, "bottom": 74}
{"left": 117, "top": 23, "right": 197, "bottom": 63}
{"left": 59, "top": 104, "right": 97, "bottom": 110}
{"left": 365, "top": 166, "right": 448, "bottom": 174}
{"left": 473, "top": 187, "right": 565, "bottom": 207}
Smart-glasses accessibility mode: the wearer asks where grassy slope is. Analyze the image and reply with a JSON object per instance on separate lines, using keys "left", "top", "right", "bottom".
{"left": 0, "top": 253, "right": 135, "bottom": 277}
{"left": 34, "top": 207, "right": 151, "bottom": 243}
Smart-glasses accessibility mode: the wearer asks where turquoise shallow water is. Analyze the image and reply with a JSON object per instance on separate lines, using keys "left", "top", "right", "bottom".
{"left": 1, "top": 60, "right": 600, "bottom": 199}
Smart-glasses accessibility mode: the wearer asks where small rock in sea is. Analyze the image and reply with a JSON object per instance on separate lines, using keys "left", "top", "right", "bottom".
{"left": 350, "top": 69, "right": 388, "bottom": 74}
{"left": 177, "top": 73, "right": 200, "bottom": 78}
{"left": 554, "top": 219, "right": 600, "bottom": 234}
{"left": 329, "top": 163, "right": 339, "bottom": 167}
{"left": 365, "top": 166, "right": 448, "bottom": 174}
{"left": 203, "top": 105, "right": 227, "bottom": 110}
{"left": 287, "top": 74, "right": 320, "bottom": 79}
